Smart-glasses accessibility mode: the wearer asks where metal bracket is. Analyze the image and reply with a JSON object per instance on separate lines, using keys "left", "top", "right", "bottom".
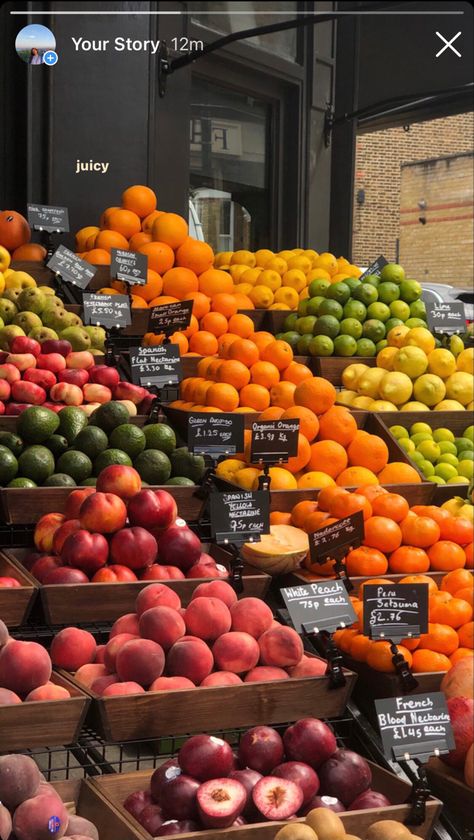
{"left": 324, "top": 103, "right": 335, "bottom": 147}
{"left": 157, "top": 41, "right": 170, "bottom": 98}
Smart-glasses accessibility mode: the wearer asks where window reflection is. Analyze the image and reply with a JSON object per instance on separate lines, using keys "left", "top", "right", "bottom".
{"left": 192, "top": 1, "right": 298, "bottom": 62}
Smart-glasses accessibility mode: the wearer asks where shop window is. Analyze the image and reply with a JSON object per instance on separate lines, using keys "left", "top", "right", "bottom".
{"left": 191, "top": 2, "right": 298, "bottom": 62}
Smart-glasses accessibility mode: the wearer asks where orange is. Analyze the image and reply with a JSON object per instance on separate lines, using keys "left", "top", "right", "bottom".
{"left": 376, "top": 463, "right": 422, "bottom": 484}
{"left": 270, "top": 512, "right": 293, "bottom": 525}
{"left": 282, "top": 362, "right": 313, "bottom": 385}
{"left": 367, "top": 641, "right": 413, "bottom": 673}
{"left": 337, "top": 467, "right": 379, "bottom": 486}
{"left": 233, "top": 293, "right": 255, "bottom": 310}
{"left": 207, "top": 359, "right": 224, "bottom": 380}
{"left": 200, "top": 311, "right": 229, "bottom": 337}
{"left": 371, "top": 493, "right": 410, "bottom": 523}
{"left": 189, "top": 379, "right": 213, "bottom": 403}
{"left": 211, "top": 293, "right": 238, "bottom": 319}
{"left": 329, "top": 492, "right": 372, "bottom": 521}
{"left": 356, "top": 485, "right": 389, "bottom": 503}
{"left": 152, "top": 212, "right": 188, "bottom": 249}
{"left": 131, "top": 294, "right": 148, "bottom": 309}
{"left": 439, "top": 517, "right": 473, "bottom": 546}
{"left": 349, "top": 634, "right": 373, "bottom": 663}
{"left": 441, "top": 569, "right": 474, "bottom": 596}
{"left": 189, "top": 331, "right": 219, "bottom": 356}
{"left": 465, "top": 543, "right": 473, "bottom": 569}
{"left": 198, "top": 268, "right": 233, "bottom": 298}
{"left": 218, "top": 333, "right": 240, "bottom": 358}
{"left": 197, "top": 357, "right": 216, "bottom": 378}
{"left": 139, "top": 241, "right": 175, "bottom": 274}
{"left": 130, "top": 269, "right": 163, "bottom": 302}
{"left": 291, "top": 500, "right": 319, "bottom": 529}
{"left": 316, "top": 407, "right": 357, "bottom": 448}
{"left": 431, "top": 598, "right": 472, "bottom": 629}
{"left": 335, "top": 629, "right": 360, "bottom": 654}
{"left": 450, "top": 648, "right": 474, "bottom": 665}
{"left": 412, "top": 649, "right": 452, "bottom": 672}
{"left": 454, "top": 587, "right": 473, "bottom": 608}
{"left": 162, "top": 267, "right": 199, "bottom": 299}
{"left": 253, "top": 331, "right": 277, "bottom": 353}
{"left": 364, "top": 516, "right": 402, "bottom": 553}
{"left": 142, "top": 209, "right": 164, "bottom": 231}
{"left": 283, "top": 433, "right": 311, "bottom": 473}
{"left": 294, "top": 377, "right": 337, "bottom": 415}
{"left": 206, "top": 383, "right": 239, "bottom": 412}
{"left": 218, "top": 360, "right": 251, "bottom": 391}
{"left": 388, "top": 546, "right": 430, "bottom": 574}
{"left": 122, "top": 185, "right": 157, "bottom": 218}
{"left": 250, "top": 361, "right": 280, "bottom": 388}
{"left": 148, "top": 295, "right": 179, "bottom": 308}
{"left": 228, "top": 313, "right": 255, "bottom": 338}
{"left": 75, "top": 226, "right": 100, "bottom": 251}
{"left": 261, "top": 340, "right": 293, "bottom": 371}
{"left": 129, "top": 231, "right": 153, "bottom": 251}
{"left": 270, "top": 381, "right": 296, "bottom": 409}
{"left": 346, "top": 546, "right": 388, "bottom": 577}
{"left": 400, "top": 574, "right": 439, "bottom": 594}
{"left": 177, "top": 239, "right": 214, "bottom": 275}
{"left": 239, "top": 384, "right": 270, "bottom": 412}
{"left": 419, "top": 623, "right": 459, "bottom": 655}
{"left": 458, "top": 621, "right": 474, "bottom": 649}
{"left": 317, "top": 486, "right": 348, "bottom": 512}
{"left": 170, "top": 332, "right": 189, "bottom": 354}
{"left": 358, "top": 578, "right": 393, "bottom": 597}
{"left": 281, "top": 406, "right": 319, "bottom": 442}
{"left": 83, "top": 248, "right": 111, "bottom": 265}
{"left": 258, "top": 407, "right": 285, "bottom": 422}
{"left": 106, "top": 208, "right": 141, "bottom": 239}
{"left": 411, "top": 505, "right": 451, "bottom": 526}
{"left": 99, "top": 206, "right": 120, "bottom": 227}
{"left": 400, "top": 515, "right": 440, "bottom": 549}
{"left": 264, "top": 467, "right": 297, "bottom": 491}
{"left": 428, "top": 541, "right": 466, "bottom": 572}
{"left": 347, "top": 431, "right": 389, "bottom": 473}
{"left": 308, "top": 441, "right": 348, "bottom": 479}
{"left": 229, "top": 338, "right": 259, "bottom": 367}
{"left": 185, "top": 291, "right": 211, "bottom": 320}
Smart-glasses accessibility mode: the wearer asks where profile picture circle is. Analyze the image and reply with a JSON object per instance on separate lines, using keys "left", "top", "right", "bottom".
{"left": 15, "top": 24, "right": 56, "bottom": 65}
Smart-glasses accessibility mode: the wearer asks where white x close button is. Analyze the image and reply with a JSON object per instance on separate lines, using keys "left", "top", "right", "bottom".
{"left": 435, "top": 31, "right": 462, "bottom": 58}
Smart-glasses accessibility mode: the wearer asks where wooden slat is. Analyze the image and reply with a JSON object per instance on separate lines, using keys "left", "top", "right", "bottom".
{"left": 426, "top": 758, "right": 474, "bottom": 834}
{"left": 0, "top": 553, "right": 37, "bottom": 626}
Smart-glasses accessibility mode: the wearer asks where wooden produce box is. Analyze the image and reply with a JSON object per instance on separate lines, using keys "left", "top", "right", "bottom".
{"left": 340, "top": 656, "right": 444, "bottom": 713}
{"left": 83, "top": 763, "right": 442, "bottom": 840}
{"left": 0, "top": 671, "right": 89, "bottom": 751}
{"left": 315, "top": 355, "right": 377, "bottom": 385}
{"left": 289, "top": 568, "right": 473, "bottom": 597}
{"left": 0, "top": 553, "right": 37, "bottom": 627}
{"left": 70, "top": 653, "right": 356, "bottom": 742}
{"left": 51, "top": 779, "right": 140, "bottom": 840}
{"left": 269, "top": 482, "right": 435, "bottom": 514}
{"left": 426, "top": 757, "right": 474, "bottom": 835}
{"left": 3, "top": 545, "right": 270, "bottom": 624}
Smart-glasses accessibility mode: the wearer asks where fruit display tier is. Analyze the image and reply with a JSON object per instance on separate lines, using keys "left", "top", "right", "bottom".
{"left": 0, "top": 552, "right": 37, "bottom": 626}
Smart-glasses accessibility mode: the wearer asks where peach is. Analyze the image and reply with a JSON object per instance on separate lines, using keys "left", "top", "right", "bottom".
{"left": 136, "top": 583, "right": 181, "bottom": 616}
{"left": 6, "top": 352, "right": 37, "bottom": 371}
{"left": 109, "top": 613, "right": 140, "bottom": 638}
{"left": 0, "top": 619, "right": 9, "bottom": 648}
{"left": 116, "top": 638, "right": 165, "bottom": 687}
{"left": 212, "top": 632, "right": 260, "bottom": 674}
{"left": 31, "top": 555, "right": 63, "bottom": 583}
{"left": 258, "top": 626, "right": 304, "bottom": 668}
{"left": 64, "top": 814, "right": 99, "bottom": 839}
{"left": 24, "top": 368, "right": 57, "bottom": 390}
{"left": 230, "top": 597, "right": 273, "bottom": 639}
{"left": 66, "top": 350, "right": 95, "bottom": 369}
{"left": 0, "top": 379, "right": 10, "bottom": 400}
{"left": 50, "top": 627, "right": 97, "bottom": 671}
{"left": 103, "top": 633, "right": 139, "bottom": 672}
{"left": 74, "top": 663, "right": 108, "bottom": 688}
{"left": 0, "top": 687, "right": 22, "bottom": 704}
{"left": 52, "top": 519, "right": 81, "bottom": 555}
{"left": 61, "top": 531, "right": 108, "bottom": 576}
{"left": 79, "top": 492, "right": 127, "bottom": 534}
{"left": 63, "top": 487, "right": 96, "bottom": 520}
{"left": 139, "top": 606, "right": 185, "bottom": 651}
{"left": 83, "top": 383, "right": 112, "bottom": 404}
{"left": 91, "top": 565, "right": 138, "bottom": 582}
{"left": 0, "top": 754, "right": 41, "bottom": 808}
{"left": 184, "top": 597, "right": 231, "bottom": 641}
{"left": 0, "top": 804, "right": 12, "bottom": 840}
{"left": 95, "top": 465, "right": 142, "bottom": 501}
{"left": 13, "top": 791, "right": 69, "bottom": 840}
{"left": 58, "top": 368, "right": 89, "bottom": 387}
{"left": 191, "top": 580, "right": 238, "bottom": 608}
{"left": 114, "top": 381, "right": 147, "bottom": 404}
{"left": 201, "top": 672, "right": 243, "bottom": 687}
{"left": 10, "top": 336, "right": 41, "bottom": 356}
{"left": 43, "top": 567, "right": 89, "bottom": 585}
{"left": 288, "top": 656, "right": 327, "bottom": 678}
{"left": 36, "top": 352, "right": 67, "bottom": 372}
{"left": 25, "top": 682, "right": 71, "bottom": 701}
{"left": 0, "top": 640, "right": 52, "bottom": 696}
{"left": 102, "top": 681, "right": 145, "bottom": 696}
{"left": 89, "top": 365, "right": 120, "bottom": 388}
{"left": 149, "top": 676, "right": 195, "bottom": 691}
{"left": 50, "top": 382, "right": 84, "bottom": 405}
{"left": 11, "top": 380, "right": 46, "bottom": 404}
{"left": 0, "top": 363, "right": 21, "bottom": 383}
{"left": 167, "top": 637, "right": 214, "bottom": 684}
{"left": 90, "top": 674, "right": 119, "bottom": 695}
{"left": 244, "top": 666, "right": 290, "bottom": 682}
{"left": 110, "top": 527, "right": 157, "bottom": 569}
{"left": 95, "top": 644, "right": 106, "bottom": 664}
{"left": 34, "top": 512, "right": 65, "bottom": 552}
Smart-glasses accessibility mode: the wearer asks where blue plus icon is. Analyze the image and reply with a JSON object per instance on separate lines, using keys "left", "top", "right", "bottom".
{"left": 44, "top": 50, "right": 58, "bottom": 66}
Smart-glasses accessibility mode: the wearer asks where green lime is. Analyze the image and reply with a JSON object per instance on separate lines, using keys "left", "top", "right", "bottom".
{"left": 398, "top": 437, "right": 415, "bottom": 453}
{"left": 17, "top": 406, "right": 59, "bottom": 444}
{"left": 83, "top": 477, "right": 97, "bottom": 486}
{"left": 437, "top": 441, "right": 457, "bottom": 456}
{"left": 434, "top": 463, "right": 458, "bottom": 482}
{"left": 319, "top": 299, "right": 344, "bottom": 320}
{"left": 18, "top": 445, "right": 55, "bottom": 484}
{"left": 314, "top": 315, "right": 340, "bottom": 339}
{"left": 410, "top": 451, "right": 425, "bottom": 465}
{"left": 384, "top": 317, "right": 404, "bottom": 333}
{"left": 56, "top": 451, "right": 93, "bottom": 483}
{"left": 343, "top": 299, "right": 367, "bottom": 321}
{"left": 447, "top": 475, "right": 470, "bottom": 485}
{"left": 460, "top": 451, "right": 474, "bottom": 461}
{"left": 428, "top": 475, "right": 445, "bottom": 484}
{"left": 308, "top": 278, "right": 330, "bottom": 298}
{"left": 356, "top": 338, "right": 377, "bottom": 357}
{"left": 410, "top": 422, "right": 432, "bottom": 435}
{"left": 90, "top": 400, "right": 130, "bottom": 434}
{"left": 94, "top": 449, "right": 132, "bottom": 475}
{"left": 333, "top": 335, "right": 357, "bottom": 356}
{"left": 455, "top": 437, "right": 473, "bottom": 453}
{"left": 376, "top": 340, "right": 388, "bottom": 352}
{"left": 411, "top": 432, "right": 433, "bottom": 446}
{"left": 463, "top": 425, "right": 474, "bottom": 442}
{"left": 74, "top": 426, "right": 109, "bottom": 460}
{"left": 389, "top": 300, "right": 411, "bottom": 321}
{"left": 344, "top": 278, "right": 361, "bottom": 293}
{"left": 377, "top": 282, "right": 400, "bottom": 305}
{"left": 437, "top": 454, "right": 459, "bottom": 467}
{"left": 308, "top": 335, "right": 334, "bottom": 356}
{"left": 419, "top": 460, "right": 435, "bottom": 477}
{"left": 44, "top": 473, "right": 77, "bottom": 487}
{"left": 143, "top": 423, "right": 177, "bottom": 455}
{"left": 367, "top": 302, "right": 391, "bottom": 322}
{"left": 340, "top": 318, "right": 363, "bottom": 339}
{"left": 433, "top": 428, "right": 455, "bottom": 443}
{"left": 296, "top": 315, "right": 317, "bottom": 335}
{"left": 281, "top": 331, "right": 300, "bottom": 349}
{"left": 306, "top": 296, "right": 325, "bottom": 316}
{"left": 7, "top": 477, "right": 37, "bottom": 488}
{"left": 283, "top": 313, "right": 298, "bottom": 331}
{"left": 58, "top": 406, "right": 88, "bottom": 444}
{"left": 296, "top": 300, "right": 309, "bottom": 317}
{"left": 109, "top": 424, "right": 146, "bottom": 458}
{"left": 417, "top": 440, "right": 441, "bottom": 463}
{"left": 380, "top": 263, "right": 406, "bottom": 284}
{"left": 400, "top": 279, "right": 422, "bottom": 303}
{"left": 327, "top": 282, "right": 351, "bottom": 305}
{"left": 134, "top": 450, "right": 171, "bottom": 484}
{"left": 363, "top": 274, "right": 380, "bottom": 289}
{"left": 297, "top": 334, "right": 313, "bottom": 354}
{"left": 275, "top": 333, "right": 284, "bottom": 341}
{"left": 390, "top": 425, "right": 408, "bottom": 439}
{"left": 458, "top": 460, "right": 474, "bottom": 480}
{"left": 405, "top": 318, "right": 426, "bottom": 329}
{"left": 165, "top": 476, "right": 195, "bottom": 487}
{"left": 362, "top": 319, "right": 386, "bottom": 343}
{"left": 169, "top": 447, "right": 205, "bottom": 482}
{"left": 0, "top": 445, "right": 18, "bottom": 485}
{"left": 47, "top": 434, "right": 69, "bottom": 458}
{"left": 409, "top": 299, "right": 426, "bottom": 319}
{"left": 0, "top": 432, "right": 23, "bottom": 457}
{"left": 353, "top": 283, "right": 379, "bottom": 306}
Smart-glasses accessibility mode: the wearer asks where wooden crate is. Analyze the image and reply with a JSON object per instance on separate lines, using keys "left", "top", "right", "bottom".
{"left": 83, "top": 764, "right": 441, "bottom": 840}
{"left": 51, "top": 779, "right": 140, "bottom": 840}
{"left": 287, "top": 568, "right": 473, "bottom": 598}
{"left": 426, "top": 758, "right": 474, "bottom": 835}
{"left": 0, "top": 553, "right": 37, "bottom": 626}
{"left": 269, "top": 482, "right": 435, "bottom": 513}
{"left": 0, "top": 671, "right": 89, "bottom": 751}
{"left": 341, "top": 656, "right": 444, "bottom": 705}
{"left": 71, "top": 653, "right": 356, "bottom": 742}
{"left": 3, "top": 546, "right": 270, "bottom": 624}
{"left": 315, "top": 356, "right": 377, "bottom": 385}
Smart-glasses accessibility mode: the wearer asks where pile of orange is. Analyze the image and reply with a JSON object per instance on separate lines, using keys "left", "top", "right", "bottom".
{"left": 334, "top": 566, "right": 473, "bottom": 674}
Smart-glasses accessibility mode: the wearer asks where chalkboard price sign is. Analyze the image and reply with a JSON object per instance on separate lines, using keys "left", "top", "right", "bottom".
{"left": 111, "top": 248, "right": 148, "bottom": 285}
{"left": 363, "top": 583, "right": 429, "bottom": 643}
{"left": 375, "top": 692, "right": 455, "bottom": 762}
{"left": 250, "top": 420, "right": 299, "bottom": 464}
{"left": 149, "top": 300, "right": 193, "bottom": 335}
{"left": 359, "top": 255, "right": 388, "bottom": 282}
{"left": 28, "top": 204, "right": 69, "bottom": 233}
{"left": 83, "top": 293, "right": 132, "bottom": 329}
{"left": 281, "top": 578, "right": 357, "bottom": 634}
{"left": 309, "top": 510, "right": 364, "bottom": 566}
{"left": 130, "top": 345, "right": 182, "bottom": 388}
{"left": 210, "top": 490, "right": 270, "bottom": 545}
{"left": 188, "top": 413, "right": 245, "bottom": 458}
{"left": 47, "top": 246, "right": 97, "bottom": 290}
{"left": 425, "top": 300, "right": 466, "bottom": 334}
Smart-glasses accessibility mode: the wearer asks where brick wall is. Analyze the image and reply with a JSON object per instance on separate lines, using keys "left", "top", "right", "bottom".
{"left": 352, "top": 113, "right": 474, "bottom": 286}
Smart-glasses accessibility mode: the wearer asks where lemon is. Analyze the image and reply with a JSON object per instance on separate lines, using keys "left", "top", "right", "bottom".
{"left": 448, "top": 476, "right": 470, "bottom": 485}
{"left": 433, "top": 428, "right": 455, "bottom": 443}
{"left": 351, "top": 396, "right": 375, "bottom": 409}
{"left": 467, "top": 401, "right": 474, "bottom": 411}
{"left": 234, "top": 282, "right": 254, "bottom": 297}
{"left": 393, "top": 346, "right": 428, "bottom": 378}
{"left": 456, "top": 348, "right": 474, "bottom": 374}
{"left": 282, "top": 269, "right": 307, "bottom": 292}
{"left": 371, "top": 400, "right": 398, "bottom": 411}
{"left": 379, "top": 371, "right": 413, "bottom": 405}
{"left": 240, "top": 268, "right": 262, "bottom": 286}
{"left": 445, "top": 372, "right": 473, "bottom": 406}
{"left": 390, "top": 425, "right": 409, "bottom": 439}
{"left": 231, "top": 249, "right": 256, "bottom": 267}
{"left": 399, "top": 401, "right": 431, "bottom": 411}
{"left": 255, "top": 248, "right": 274, "bottom": 267}
{"left": 419, "top": 460, "right": 435, "bottom": 477}
{"left": 265, "top": 256, "right": 288, "bottom": 276}
{"left": 410, "top": 422, "right": 432, "bottom": 435}
{"left": 214, "top": 251, "right": 233, "bottom": 267}
{"left": 287, "top": 256, "right": 312, "bottom": 274}
{"left": 413, "top": 374, "right": 446, "bottom": 407}
{"left": 437, "top": 454, "right": 459, "bottom": 467}
{"left": 268, "top": 303, "right": 290, "bottom": 310}
{"left": 274, "top": 286, "right": 299, "bottom": 309}
{"left": 398, "top": 437, "right": 415, "bottom": 453}
{"left": 376, "top": 346, "right": 399, "bottom": 370}
{"left": 427, "top": 348, "right": 457, "bottom": 378}
{"left": 249, "top": 285, "right": 274, "bottom": 309}
{"left": 356, "top": 368, "right": 387, "bottom": 398}
{"left": 341, "top": 363, "right": 369, "bottom": 390}
{"left": 434, "top": 463, "right": 459, "bottom": 482}
{"left": 411, "top": 433, "right": 433, "bottom": 446}
{"left": 433, "top": 399, "right": 466, "bottom": 411}
{"left": 459, "top": 503, "right": 474, "bottom": 521}
{"left": 387, "top": 324, "right": 410, "bottom": 348}
{"left": 258, "top": 270, "right": 282, "bottom": 292}
{"left": 336, "top": 389, "right": 358, "bottom": 406}
{"left": 405, "top": 327, "right": 436, "bottom": 354}
{"left": 458, "top": 460, "right": 474, "bottom": 480}
{"left": 229, "top": 264, "right": 251, "bottom": 282}
{"left": 417, "top": 439, "right": 441, "bottom": 462}
{"left": 216, "top": 458, "right": 245, "bottom": 483}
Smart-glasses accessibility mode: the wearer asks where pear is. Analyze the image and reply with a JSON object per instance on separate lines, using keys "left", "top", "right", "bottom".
{"left": 42, "top": 308, "right": 72, "bottom": 332}
{"left": 2, "top": 288, "right": 22, "bottom": 305}
{"left": 17, "top": 287, "right": 46, "bottom": 315}
{"left": 13, "top": 311, "right": 43, "bottom": 332}
{"left": 0, "top": 299, "right": 18, "bottom": 325}
{"left": 62, "top": 311, "right": 83, "bottom": 328}
{"left": 28, "top": 326, "right": 59, "bottom": 343}
{"left": 59, "top": 326, "right": 91, "bottom": 351}
{"left": 38, "top": 285, "right": 56, "bottom": 296}
{"left": 0, "top": 324, "right": 26, "bottom": 351}
{"left": 41, "top": 295, "right": 64, "bottom": 312}
{"left": 5, "top": 271, "right": 36, "bottom": 290}
{"left": 85, "top": 326, "right": 106, "bottom": 350}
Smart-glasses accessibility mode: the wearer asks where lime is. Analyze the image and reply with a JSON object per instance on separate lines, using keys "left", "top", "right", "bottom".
{"left": 83, "top": 477, "right": 97, "bottom": 486}
{"left": 296, "top": 300, "right": 309, "bottom": 317}
{"left": 109, "top": 424, "right": 146, "bottom": 458}
{"left": 398, "top": 437, "right": 415, "bottom": 453}
{"left": 410, "top": 299, "right": 426, "bottom": 319}
{"left": 334, "top": 335, "right": 357, "bottom": 356}
{"left": 296, "top": 315, "right": 317, "bottom": 335}
{"left": 7, "top": 477, "right": 37, "bottom": 488}
{"left": 90, "top": 401, "right": 130, "bottom": 434}
{"left": 166, "top": 476, "right": 195, "bottom": 487}
{"left": 44, "top": 473, "right": 77, "bottom": 487}
{"left": 0, "top": 445, "right": 18, "bottom": 485}
{"left": 353, "top": 283, "right": 379, "bottom": 306}
{"left": 437, "top": 454, "right": 459, "bottom": 468}
{"left": 309, "top": 335, "right": 334, "bottom": 356}
{"left": 376, "top": 340, "right": 388, "bottom": 352}
{"left": 377, "top": 282, "right": 400, "bottom": 304}
{"left": 344, "top": 278, "right": 361, "bottom": 293}
{"left": 363, "top": 274, "right": 380, "bottom": 289}
{"left": 417, "top": 440, "right": 441, "bottom": 463}
{"left": 343, "top": 299, "right": 367, "bottom": 321}
{"left": 356, "top": 338, "right": 377, "bottom": 357}
{"left": 47, "top": 434, "right": 69, "bottom": 458}
{"left": 411, "top": 451, "right": 425, "bottom": 465}
{"left": 58, "top": 406, "right": 88, "bottom": 444}
{"left": 74, "top": 427, "right": 109, "bottom": 460}
{"left": 340, "top": 318, "right": 363, "bottom": 339}
{"left": 390, "top": 425, "right": 409, "bottom": 440}
{"left": 400, "top": 279, "right": 422, "bottom": 303}
{"left": 411, "top": 432, "right": 433, "bottom": 447}
{"left": 462, "top": 424, "right": 474, "bottom": 442}
{"left": 18, "top": 445, "right": 55, "bottom": 484}
{"left": 17, "top": 406, "right": 59, "bottom": 444}
{"left": 437, "top": 441, "right": 457, "bottom": 455}
{"left": 281, "top": 331, "right": 300, "bottom": 349}
{"left": 314, "top": 315, "right": 340, "bottom": 339}
{"left": 308, "top": 278, "right": 330, "bottom": 298}
{"left": 170, "top": 447, "right": 205, "bottom": 482}
{"left": 405, "top": 318, "right": 426, "bottom": 329}
{"left": 435, "top": 463, "right": 458, "bottom": 482}
{"left": 0, "top": 432, "right": 23, "bottom": 457}
{"left": 458, "top": 460, "right": 474, "bottom": 480}
{"left": 367, "top": 302, "right": 391, "bottom": 322}
{"left": 327, "top": 282, "right": 351, "bottom": 305}
{"left": 380, "top": 263, "right": 405, "bottom": 284}
{"left": 410, "top": 422, "right": 432, "bottom": 435}
{"left": 389, "top": 300, "right": 411, "bottom": 321}
{"left": 94, "top": 449, "right": 132, "bottom": 475}
{"left": 428, "top": 475, "right": 445, "bottom": 484}
{"left": 306, "top": 296, "right": 325, "bottom": 316}
{"left": 448, "top": 475, "right": 470, "bottom": 485}
{"left": 319, "top": 299, "right": 344, "bottom": 320}
{"left": 275, "top": 333, "right": 284, "bottom": 341}
{"left": 56, "top": 451, "right": 93, "bottom": 483}
{"left": 362, "top": 319, "right": 386, "bottom": 343}
{"left": 455, "top": 437, "right": 473, "bottom": 453}
{"left": 283, "top": 313, "right": 298, "bottom": 331}
{"left": 133, "top": 450, "right": 171, "bottom": 484}
{"left": 419, "top": 460, "right": 435, "bottom": 477}
{"left": 297, "top": 334, "right": 313, "bottom": 354}
{"left": 385, "top": 318, "right": 404, "bottom": 335}
{"left": 433, "top": 428, "right": 455, "bottom": 443}
{"left": 143, "top": 423, "right": 177, "bottom": 455}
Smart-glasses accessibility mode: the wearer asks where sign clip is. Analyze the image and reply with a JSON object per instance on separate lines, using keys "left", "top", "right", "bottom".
{"left": 406, "top": 766, "right": 431, "bottom": 826}
{"left": 390, "top": 641, "right": 419, "bottom": 692}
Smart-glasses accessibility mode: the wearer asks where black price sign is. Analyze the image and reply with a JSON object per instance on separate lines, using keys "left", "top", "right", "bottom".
{"left": 375, "top": 692, "right": 455, "bottom": 763}
{"left": 130, "top": 345, "right": 182, "bottom": 388}
{"left": 309, "top": 510, "right": 364, "bottom": 566}
{"left": 149, "top": 300, "right": 193, "bottom": 335}
{"left": 250, "top": 420, "right": 299, "bottom": 464}
{"left": 111, "top": 248, "right": 148, "bottom": 285}
{"left": 210, "top": 490, "right": 270, "bottom": 546}
{"left": 425, "top": 300, "right": 466, "bottom": 334}
{"left": 28, "top": 203, "right": 69, "bottom": 233}
{"left": 83, "top": 293, "right": 132, "bottom": 329}
{"left": 47, "top": 245, "right": 97, "bottom": 290}
{"left": 363, "top": 583, "right": 429, "bottom": 643}
{"left": 188, "top": 413, "right": 245, "bottom": 458}
{"left": 281, "top": 579, "right": 357, "bottom": 635}
{"left": 358, "top": 255, "right": 388, "bottom": 281}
